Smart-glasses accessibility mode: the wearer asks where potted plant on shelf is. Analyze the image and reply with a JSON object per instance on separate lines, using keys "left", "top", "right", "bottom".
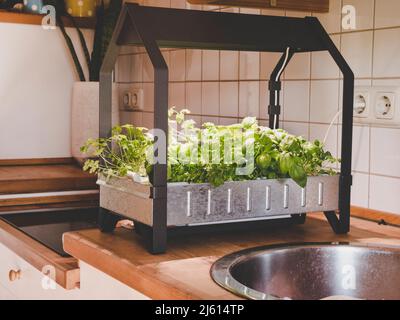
{"left": 50, "top": 0, "right": 122, "bottom": 163}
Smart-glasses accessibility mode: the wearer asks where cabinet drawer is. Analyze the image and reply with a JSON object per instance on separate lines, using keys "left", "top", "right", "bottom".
{"left": 0, "top": 243, "right": 80, "bottom": 300}
{"left": 79, "top": 261, "right": 149, "bottom": 300}
{"left": 0, "top": 283, "right": 16, "bottom": 300}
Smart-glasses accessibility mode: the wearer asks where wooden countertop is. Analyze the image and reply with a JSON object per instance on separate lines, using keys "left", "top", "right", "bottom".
{"left": 63, "top": 214, "right": 400, "bottom": 300}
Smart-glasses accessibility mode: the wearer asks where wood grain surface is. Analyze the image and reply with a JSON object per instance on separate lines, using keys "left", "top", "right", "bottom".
{"left": 63, "top": 213, "right": 400, "bottom": 299}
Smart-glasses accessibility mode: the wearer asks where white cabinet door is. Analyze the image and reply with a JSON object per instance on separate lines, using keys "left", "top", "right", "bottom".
{"left": 0, "top": 284, "right": 16, "bottom": 300}
{"left": 78, "top": 261, "right": 149, "bottom": 300}
{"left": 0, "top": 243, "right": 149, "bottom": 300}
{"left": 0, "top": 243, "right": 80, "bottom": 300}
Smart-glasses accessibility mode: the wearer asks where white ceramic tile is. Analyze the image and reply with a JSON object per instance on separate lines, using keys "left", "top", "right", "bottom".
{"left": 351, "top": 172, "right": 369, "bottom": 208}
{"left": 186, "top": 114, "right": 202, "bottom": 126}
{"left": 352, "top": 125, "right": 370, "bottom": 173}
{"left": 185, "top": 49, "right": 202, "bottom": 81}
{"left": 239, "top": 51, "right": 260, "bottom": 80}
{"left": 310, "top": 123, "right": 338, "bottom": 159}
{"left": 130, "top": 54, "right": 143, "bottom": 82}
{"left": 143, "top": 83, "right": 154, "bottom": 112}
{"left": 201, "top": 82, "right": 219, "bottom": 116}
{"left": 310, "top": 80, "right": 339, "bottom": 124}
{"left": 185, "top": 82, "right": 202, "bottom": 114}
{"left": 117, "top": 54, "right": 131, "bottom": 83}
{"left": 239, "top": 81, "right": 260, "bottom": 118}
{"left": 312, "top": 0, "right": 342, "bottom": 34}
{"left": 220, "top": 82, "right": 239, "bottom": 117}
{"left": 342, "top": 0, "right": 375, "bottom": 31}
{"left": 338, "top": 125, "right": 370, "bottom": 172}
{"left": 372, "top": 78, "right": 400, "bottom": 87}
{"left": 142, "top": 112, "right": 154, "bottom": 129}
{"left": 169, "top": 82, "right": 185, "bottom": 108}
{"left": 170, "top": 0, "right": 186, "bottom": 9}
{"left": 201, "top": 116, "right": 220, "bottom": 125}
{"left": 120, "top": 111, "right": 143, "bottom": 127}
{"left": 371, "top": 127, "right": 400, "bottom": 178}
{"left": 142, "top": 54, "right": 154, "bottom": 82}
{"left": 260, "top": 52, "right": 282, "bottom": 80}
{"left": 202, "top": 50, "right": 220, "bottom": 81}
{"left": 370, "top": 175, "right": 400, "bottom": 214}
{"left": 375, "top": 0, "right": 400, "bottom": 28}
{"left": 311, "top": 35, "right": 340, "bottom": 79}
{"left": 373, "top": 28, "right": 400, "bottom": 78}
{"left": 284, "top": 53, "right": 311, "bottom": 80}
{"left": 220, "top": 51, "right": 239, "bottom": 80}
{"left": 341, "top": 31, "right": 373, "bottom": 78}
{"left": 169, "top": 50, "right": 185, "bottom": 82}
{"left": 282, "top": 122, "right": 309, "bottom": 139}
{"left": 283, "top": 81, "right": 310, "bottom": 122}
{"left": 219, "top": 117, "right": 240, "bottom": 125}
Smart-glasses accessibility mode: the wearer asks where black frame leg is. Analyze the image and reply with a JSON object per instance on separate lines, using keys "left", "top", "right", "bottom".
{"left": 134, "top": 221, "right": 166, "bottom": 254}
{"left": 324, "top": 210, "right": 350, "bottom": 234}
{"left": 98, "top": 208, "right": 120, "bottom": 233}
{"left": 291, "top": 213, "right": 307, "bottom": 225}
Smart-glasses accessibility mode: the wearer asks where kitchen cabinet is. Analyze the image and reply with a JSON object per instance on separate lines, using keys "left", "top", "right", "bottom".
{"left": 0, "top": 242, "right": 148, "bottom": 300}
{"left": 79, "top": 262, "right": 149, "bottom": 300}
{"left": 0, "top": 242, "right": 81, "bottom": 299}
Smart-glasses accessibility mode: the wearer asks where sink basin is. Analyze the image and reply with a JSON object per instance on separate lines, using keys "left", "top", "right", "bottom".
{"left": 211, "top": 242, "right": 400, "bottom": 300}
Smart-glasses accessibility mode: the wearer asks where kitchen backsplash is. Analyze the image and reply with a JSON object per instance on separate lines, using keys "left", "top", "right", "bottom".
{"left": 116, "top": 0, "right": 400, "bottom": 215}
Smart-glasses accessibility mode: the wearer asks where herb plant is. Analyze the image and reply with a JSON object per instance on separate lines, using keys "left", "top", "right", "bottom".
{"left": 81, "top": 124, "right": 151, "bottom": 179}
{"left": 82, "top": 108, "right": 339, "bottom": 188}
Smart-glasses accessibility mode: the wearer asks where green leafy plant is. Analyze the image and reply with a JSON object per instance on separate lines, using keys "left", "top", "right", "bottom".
{"left": 82, "top": 108, "right": 339, "bottom": 189}
{"left": 81, "top": 124, "right": 151, "bottom": 179}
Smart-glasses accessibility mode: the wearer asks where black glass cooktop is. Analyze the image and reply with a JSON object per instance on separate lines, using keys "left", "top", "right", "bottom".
{"left": 0, "top": 208, "right": 99, "bottom": 257}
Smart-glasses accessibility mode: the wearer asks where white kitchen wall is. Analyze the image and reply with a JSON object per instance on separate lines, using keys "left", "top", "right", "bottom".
{"left": 0, "top": 23, "right": 92, "bottom": 159}
{"left": 118, "top": 0, "right": 400, "bottom": 215}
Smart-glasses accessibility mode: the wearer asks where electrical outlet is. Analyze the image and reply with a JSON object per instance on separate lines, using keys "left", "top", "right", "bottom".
{"left": 375, "top": 92, "right": 395, "bottom": 120}
{"left": 353, "top": 88, "right": 369, "bottom": 118}
{"left": 121, "top": 87, "right": 144, "bottom": 110}
{"left": 353, "top": 86, "right": 400, "bottom": 127}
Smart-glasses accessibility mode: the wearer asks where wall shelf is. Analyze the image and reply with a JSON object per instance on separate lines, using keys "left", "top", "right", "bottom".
{"left": 187, "top": 0, "right": 330, "bottom": 12}
{"left": 0, "top": 10, "right": 95, "bottom": 28}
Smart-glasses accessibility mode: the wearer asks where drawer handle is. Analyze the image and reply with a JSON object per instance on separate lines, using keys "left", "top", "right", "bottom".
{"left": 9, "top": 269, "right": 21, "bottom": 282}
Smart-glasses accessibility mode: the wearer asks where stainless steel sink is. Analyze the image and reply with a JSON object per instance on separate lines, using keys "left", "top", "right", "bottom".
{"left": 211, "top": 242, "right": 400, "bottom": 300}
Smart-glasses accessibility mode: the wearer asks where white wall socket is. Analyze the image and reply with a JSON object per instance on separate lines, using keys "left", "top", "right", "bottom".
{"left": 354, "top": 89, "right": 370, "bottom": 118}
{"left": 121, "top": 87, "right": 144, "bottom": 110}
{"left": 353, "top": 86, "right": 400, "bottom": 127}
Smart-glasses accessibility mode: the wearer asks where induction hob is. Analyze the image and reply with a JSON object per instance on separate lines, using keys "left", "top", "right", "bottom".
{"left": 0, "top": 207, "right": 99, "bottom": 257}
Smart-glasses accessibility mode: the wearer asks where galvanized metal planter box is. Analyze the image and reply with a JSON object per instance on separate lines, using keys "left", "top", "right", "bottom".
{"left": 98, "top": 175, "right": 339, "bottom": 227}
